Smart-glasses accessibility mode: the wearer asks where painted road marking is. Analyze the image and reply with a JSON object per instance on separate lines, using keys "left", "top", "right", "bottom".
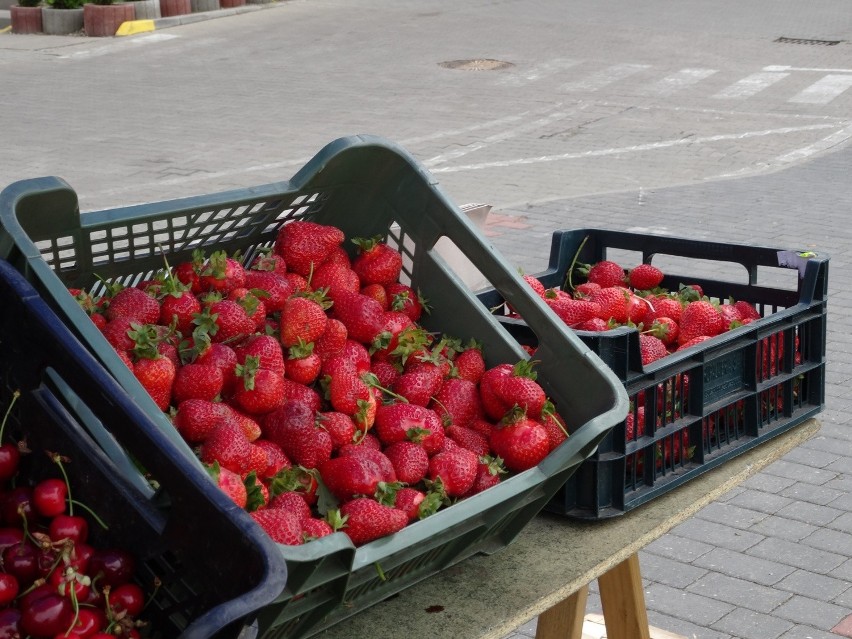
{"left": 789, "top": 74, "right": 852, "bottom": 104}
{"left": 647, "top": 68, "right": 718, "bottom": 96}
{"left": 497, "top": 58, "right": 580, "bottom": 86}
{"left": 713, "top": 72, "right": 790, "bottom": 99}
{"left": 765, "top": 65, "right": 852, "bottom": 74}
{"left": 430, "top": 123, "right": 838, "bottom": 173}
{"left": 58, "top": 32, "right": 179, "bottom": 58}
{"left": 561, "top": 63, "right": 651, "bottom": 92}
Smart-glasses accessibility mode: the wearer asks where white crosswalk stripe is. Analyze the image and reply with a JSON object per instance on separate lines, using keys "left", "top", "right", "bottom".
{"left": 713, "top": 71, "right": 790, "bottom": 99}
{"left": 646, "top": 68, "right": 718, "bottom": 95}
{"left": 560, "top": 63, "right": 651, "bottom": 92}
{"left": 789, "top": 74, "right": 852, "bottom": 104}
{"left": 497, "top": 58, "right": 580, "bottom": 86}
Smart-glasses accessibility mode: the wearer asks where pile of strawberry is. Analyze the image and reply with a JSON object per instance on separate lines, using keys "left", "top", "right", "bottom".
{"left": 69, "top": 221, "right": 569, "bottom": 547}
{"left": 516, "top": 259, "right": 762, "bottom": 366}
{"left": 0, "top": 394, "right": 147, "bottom": 638}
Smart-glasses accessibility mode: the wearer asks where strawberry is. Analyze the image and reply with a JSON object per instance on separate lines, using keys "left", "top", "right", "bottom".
{"left": 392, "top": 357, "right": 444, "bottom": 407}
{"left": 285, "top": 340, "right": 322, "bottom": 385}
{"left": 199, "top": 421, "right": 252, "bottom": 475}
{"left": 319, "top": 455, "right": 389, "bottom": 503}
{"left": 370, "top": 358, "right": 402, "bottom": 390}
{"left": 576, "top": 317, "right": 609, "bottom": 332}
{"left": 522, "top": 274, "right": 547, "bottom": 298}
{"left": 392, "top": 487, "right": 432, "bottom": 521}
{"left": 361, "top": 283, "right": 389, "bottom": 310}
{"left": 280, "top": 377, "right": 323, "bottom": 413}
{"left": 268, "top": 466, "right": 320, "bottom": 506}
{"left": 585, "top": 260, "right": 625, "bottom": 288}
{"left": 158, "top": 285, "right": 201, "bottom": 337}
{"left": 318, "top": 411, "right": 357, "bottom": 451}
{"left": 590, "top": 286, "right": 630, "bottom": 324}
{"left": 233, "top": 356, "right": 286, "bottom": 415}
{"left": 371, "top": 311, "right": 416, "bottom": 360}
{"left": 427, "top": 446, "right": 479, "bottom": 497}
{"left": 719, "top": 303, "right": 744, "bottom": 329}
{"left": 494, "top": 360, "right": 547, "bottom": 419}
{"left": 133, "top": 355, "right": 175, "bottom": 411}
{"left": 489, "top": 409, "right": 551, "bottom": 472}
{"left": 280, "top": 296, "right": 329, "bottom": 348}
{"left": 208, "top": 463, "right": 248, "bottom": 509}
{"left": 386, "top": 283, "right": 427, "bottom": 322}
{"left": 646, "top": 317, "right": 679, "bottom": 346}
{"left": 314, "top": 318, "right": 348, "bottom": 361}
{"left": 678, "top": 300, "right": 724, "bottom": 344}
{"left": 229, "top": 408, "right": 263, "bottom": 442}
{"left": 625, "top": 292, "right": 651, "bottom": 325}
{"left": 734, "top": 300, "right": 761, "bottom": 321}
{"left": 625, "top": 406, "right": 646, "bottom": 440}
{"left": 171, "top": 362, "right": 224, "bottom": 404}
{"left": 302, "top": 518, "right": 334, "bottom": 541}
{"left": 196, "top": 300, "right": 255, "bottom": 344}
{"left": 173, "top": 253, "right": 204, "bottom": 294}
{"left": 539, "top": 401, "right": 569, "bottom": 451}
{"left": 228, "top": 287, "right": 268, "bottom": 331}
{"left": 431, "top": 378, "right": 483, "bottom": 428}
{"left": 479, "top": 363, "right": 513, "bottom": 421}
{"left": 275, "top": 220, "right": 345, "bottom": 277}
{"left": 311, "top": 260, "right": 361, "bottom": 301}
{"left": 250, "top": 508, "right": 304, "bottom": 545}
{"left": 198, "top": 251, "right": 246, "bottom": 295}
{"left": 328, "top": 370, "right": 377, "bottom": 433}
{"left": 461, "top": 456, "right": 506, "bottom": 497}
{"left": 639, "top": 334, "right": 669, "bottom": 366}
{"left": 332, "top": 291, "right": 385, "bottom": 345}
{"left": 628, "top": 264, "right": 664, "bottom": 290}
{"left": 194, "top": 342, "right": 239, "bottom": 395}
{"left": 263, "top": 401, "right": 333, "bottom": 469}
{"left": 676, "top": 335, "right": 713, "bottom": 351}
{"left": 253, "top": 439, "right": 291, "bottom": 478}
{"left": 373, "top": 402, "right": 443, "bottom": 447}
{"left": 383, "top": 441, "right": 429, "bottom": 485}
{"left": 249, "top": 247, "right": 287, "bottom": 275}
{"left": 105, "top": 286, "right": 160, "bottom": 325}
{"left": 453, "top": 344, "right": 485, "bottom": 383}
{"left": 101, "top": 318, "right": 137, "bottom": 353}
{"left": 352, "top": 236, "right": 403, "bottom": 287}
{"left": 337, "top": 444, "right": 397, "bottom": 483}
{"left": 234, "top": 334, "right": 286, "bottom": 379}
{"left": 573, "top": 281, "right": 601, "bottom": 298}
{"left": 337, "top": 498, "right": 407, "bottom": 546}
{"left": 173, "top": 399, "right": 232, "bottom": 443}
{"left": 546, "top": 294, "right": 600, "bottom": 327}
{"left": 445, "top": 425, "right": 490, "bottom": 456}
{"left": 267, "top": 491, "right": 313, "bottom": 522}
{"left": 243, "top": 270, "right": 294, "bottom": 313}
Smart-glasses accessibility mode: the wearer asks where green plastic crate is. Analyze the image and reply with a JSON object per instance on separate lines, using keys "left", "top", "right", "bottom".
{"left": 0, "top": 135, "right": 628, "bottom": 639}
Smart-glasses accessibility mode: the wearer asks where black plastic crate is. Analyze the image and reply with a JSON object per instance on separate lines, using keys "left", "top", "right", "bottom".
{"left": 477, "top": 228, "right": 828, "bottom": 519}
{"left": 0, "top": 258, "right": 288, "bottom": 638}
{"left": 0, "top": 137, "right": 628, "bottom": 637}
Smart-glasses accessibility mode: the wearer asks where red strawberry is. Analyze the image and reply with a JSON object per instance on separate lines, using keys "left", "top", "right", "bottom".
{"left": 453, "top": 345, "right": 485, "bottom": 383}
{"left": 392, "top": 487, "right": 431, "bottom": 521}
{"left": 280, "top": 377, "right": 323, "bottom": 413}
{"left": 361, "top": 283, "right": 389, "bottom": 310}
{"left": 159, "top": 288, "right": 201, "bottom": 337}
{"left": 676, "top": 335, "right": 713, "bottom": 351}
{"left": 209, "top": 464, "right": 248, "bottom": 509}
{"left": 228, "top": 287, "right": 268, "bottom": 331}
{"left": 445, "top": 425, "right": 490, "bottom": 456}
{"left": 650, "top": 296, "right": 683, "bottom": 323}
{"left": 352, "top": 237, "right": 403, "bottom": 287}
{"left": 253, "top": 439, "right": 291, "bottom": 478}
{"left": 280, "top": 296, "right": 329, "bottom": 348}
{"left": 173, "top": 399, "right": 232, "bottom": 443}
{"left": 625, "top": 292, "right": 652, "bottom": 325}
{"left": 386, "top": 283, "right": 426, "bottom": 322}
{"left": 576, "top": 317, "right": 609, "bottom": 331}
{"left": 195, "top": 342, "right": 239, "bottom": 395}
{"left": 573, "top": 281, "right": 601, "bottom": 298}
{"left": 540, "top": 402, "right": 569, "bottom": 451}
{"left": 250, "top": 509, "right": 304, "bottom": 545}
{"left": 719, "top": 303, "right": 744, "bottom": 329}
{"left": 105, "top": 286, "right": 160, "bottom": 325}
{"left": 314, "top": 318, "right": 348, "bottom": 361}
{"left": 734, "top": 300, "right": 761, "bottom": 321}
{"left": 199, "top": 421, "right": 252, "bottom": 475}
{"left": 646, "top": 317, "right": 679, "bottom": 346}
{"left": 275, "top": 221, "right": 345, "bottom": 277}
{"left": 319, "top": 455, "right": 388, "bottom": 502}
{"left": 302, "top": 518, "right": 334, "bottom": 541}
{"left": 546, "top": 294, "right": 600, "bottom": 327}
{"left": 263, "top": 402, "right": 332, "bottom": 469}
{"left": 590, "top": 287, "right": 630, "bottom": 324}
{"left": 318, "top": 411, "right": 357, "bottom": 451}
{"left": 198, "top": 251, "right": 246, "bottom": 295}
{"left": 198, "top": 300, "right": 255, "bottom": 344}
{"left": 133, "top": 355, "right": 175, "bottom": 411}
{"left": 337, "top": 445, "right": 397, "bottom": 483}
{"left": 427, "top": 447, "right": 479, "bottom": 497}
{"left": 370, "top": 358, "right": 402, "bottom": 390}
{"left": 625, "top": 406, "right": 646, "bottom": 440}
{"left": 678, "top": 300, "right": 724, "bottom": 344}
{"left": 383, "top": 441, "right": 429, "bottom": 485}
{"left": 267, "top": 491, "right": 313, "bottom": 522}
{"left": 332, "top": 291, "right": 385, "bottom": 345}
{"left": 234, "top": 334, "right": 286, "bottom": 379}
{"left": 639, "top": 334, "right": 669, "bottom": 366}
{"left": 285, "top": 340, "right": 322, "bottom": 385}
{"left": 629, "top": 264, "right": 664, "bottom": 290}
{"left": 311, "top": 261, "right": 361, "bottom": 301}
{"left": 267, "top": 466, "right": 320, "bottom": 506}
{"left": 101, "top": 318, "right": 137, "bottom": 353}
{"left": 585, "top": 260, "right": 625, "bottom": 288}
{"left": 338, "top": 498, "right": 407, "bottom": 546}
{"left": 171, "top": 362, "right": 224, "bottom": 404}
{"left": 249, "top": 248, "right": 287, "bottom": 275}
{"left": 232, "top": 356, "right": 286, "bottom": 415}
{"left": 392, "top": 357, "right": 444, "bottom": 407}
{"left": 432, "top": 378, "right": 483, "bottom": 428}
{"left": 373, "top": 402, "right": 444, "bottom": 449}
{"left": 522, "top": 274, "right": 547, "bottom": 298}
{"left": 243, "top": 270, "right": 294, "bottom": 313}
{"left": 494, "top": 360, "right": 547, "bottom": 419}
{"left": 479, "top": 363, "right": 513, "bottom": 421}
{"left": 489, "top": 409, "right": 551, "bottom": 472}
{"left": 328, "top": 370, "right": 377, "bottom": 433}
{"left": 461, "top": 456, "right": 506, "bottom": 497}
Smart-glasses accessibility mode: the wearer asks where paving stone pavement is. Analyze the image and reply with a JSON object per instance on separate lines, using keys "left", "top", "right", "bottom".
{"left": 2, "top": 1, "right": 852, "bottom": 637}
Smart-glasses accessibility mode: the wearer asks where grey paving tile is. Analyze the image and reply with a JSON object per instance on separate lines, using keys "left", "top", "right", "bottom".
{"left": 747, "top": 537, "right": 846, "bottom": 574}
{"left": 748, "top": 514, "right": 819, "bottom": 542}
{"left": 711, "top": 607, "right": 795, "bottom": 639}
{"left": 803, "top": 526, "right": 852, "bottom": 556}
{"left": 695, "top": 501, "right": 771, "bottom": 529}
{"left": 692, "top": 547, "right": 796, "bottom": 587}
{"left": 783, "top": 445, "right": 842, "bottom": 469}
{"left": 777, "top": 626, "right": 849, "bottom": 639}
{"left": 725, "top": 488, "right": 795, "bottom": 515}
{"left": 686, "top": 572, "right": 792, "bottom": 614}
{"left": 646, "top": 610, "right": 734, "bottom": 639}
{"left": 763, "top": 459, "right": 839, "bottom": 486}
{"left": 773, "top": 595, "right": 849, "bottom": 630}
{"left": 635, "top": 553, "right": 708, "bottom": 589}
{"left": 643, "top": 583, "right": 735, "bottom": 627}
{"left": 775, "top": 501, "right": 845, "bottom": 527}
{"left": 740, "top": 472, "right": 798, "bottom": 495}
{"left": 642, "top": 534, "right": 715, "bottom": 564}
{"left": 775, "top": 569, "right": 851, "bottom": 602}
{"left": 671, "top": 517, "right": 765, "bottom": 552}
{"left": 781, "top": 482, "right": 847, "bottom": 506}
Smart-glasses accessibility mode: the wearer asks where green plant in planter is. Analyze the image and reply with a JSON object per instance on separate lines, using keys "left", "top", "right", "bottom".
{"left": 17, "top": 0, "right": 42, "bottom": 7}
{"left": 44, "top": 0, "right": 85, "bottom": 8}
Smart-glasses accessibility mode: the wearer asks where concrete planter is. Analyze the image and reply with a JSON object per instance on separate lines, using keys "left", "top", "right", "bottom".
{"left": 10, "top": 4, "right": 43, "bottom": 33}
{"left": 158, "top": 0, "right": 189, "bottom": 16}
{"left": 129, "top": 0, "right": 159, "bottom": 19}
{"left": 189, "top": 0, "right": 217, "bottom": 11}
{"left": 83, "top": 2, "right": 134, "bottom": 36}
{"left": 219, "top": 0, "right": 244, "bottom": 7}
{"left": 41, "top": 6, "right": 83, "bottom": 34}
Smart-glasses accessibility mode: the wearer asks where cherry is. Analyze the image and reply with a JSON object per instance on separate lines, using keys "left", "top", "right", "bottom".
{"left": 0, "top": 572, "right": 18, "bottom": 606}
{"left": 87, "top": 548, "right": 136, "bottom": 586}
{"left": 0, "top": 607, "right": 21, "bottom": 639}
{"left": 33, "top": 478, "right": 68, "bottom": 518}
{"left": 67, "top": 541, "right": 95, "bottom": 574}
{"left": 49, "top": 565, "right": 91, "bottom": 602}
{"left": 2, "top": 541, "right": 40, "bottom": 585}
{"left": 0, "top": 444, "right": 19, "bottom": 483}
{"left": 61, "top": 607, "right": 107, "bottom": 637}
{"left": 107, "top": 582, "right": 145, "bottom": 617}
{"left": 20, "top": 591, "right": 74, "bottom": 637}
{"left": 0, "top": 526, "right": 24, "bottom": 553}
{"left": 49, "top": 514, "right": 88, "bottom": 545}
{"left": 2, "top": 486, "right": 34, "bottom": 526}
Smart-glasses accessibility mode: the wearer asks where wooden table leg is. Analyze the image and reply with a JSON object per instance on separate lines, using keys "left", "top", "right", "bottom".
{"left": 535, "top": 584, "right": 588, "bottom": 639}
{"left": 598, "top": 553, "right": 651, "bottom": 639}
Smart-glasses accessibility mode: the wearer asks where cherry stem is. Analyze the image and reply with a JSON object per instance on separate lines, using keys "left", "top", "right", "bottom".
{"left": 0, "top": 389, "right": 20, "bottom": 443}
{"left": 51, "top": 454, "right": 74, "bottom": 517}
{"left": 69, "top": 499, "right": 109, "bottom": 531}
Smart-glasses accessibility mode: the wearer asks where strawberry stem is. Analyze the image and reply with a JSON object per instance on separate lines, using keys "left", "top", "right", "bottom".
{"left": 562, "top": 234, "right": 590, "bottom": 292}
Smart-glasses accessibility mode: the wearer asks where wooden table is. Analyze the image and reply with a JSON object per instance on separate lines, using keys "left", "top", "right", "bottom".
{"left": 315, "top": 418, "right": 820, "bottom": 639}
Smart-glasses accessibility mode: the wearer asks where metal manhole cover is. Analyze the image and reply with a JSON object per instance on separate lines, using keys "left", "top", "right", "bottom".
{"left": 439, "top": 59, "right": 514, "bottom": 71}
{"left": 775, "top": 36, "right": 842, "bottom": 45}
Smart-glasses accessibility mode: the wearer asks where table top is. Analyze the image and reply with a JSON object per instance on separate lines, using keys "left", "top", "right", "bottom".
{"left": 315, "top": 418, "right": 820, "bottom": 639}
